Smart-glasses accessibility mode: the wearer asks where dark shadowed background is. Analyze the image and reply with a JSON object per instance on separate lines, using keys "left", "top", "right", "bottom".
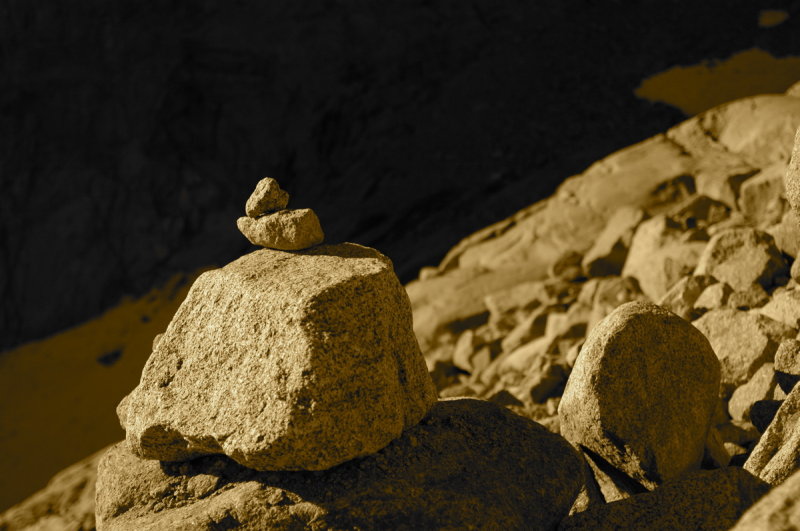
{"left": 1, "top": 0, "right": 800, "bottom": 511}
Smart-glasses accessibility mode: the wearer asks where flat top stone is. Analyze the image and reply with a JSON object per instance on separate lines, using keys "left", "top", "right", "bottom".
{"left": 120, "top": 243, "right": 437, "bottom": 471}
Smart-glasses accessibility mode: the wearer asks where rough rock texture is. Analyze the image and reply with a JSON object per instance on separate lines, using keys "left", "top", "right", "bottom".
{"left": 99, "top": 399, "right": 585, "bottom": 531}
{"left": 558, "top": 301, "right": 721, "bottom": 490}
{"left": 738, "top": 163, "right": 788, "bottom": 227}
{"left": 657, "top": 274, "right": 716, "bottom": 321}
{"left": 244, "top": 177, "right": 290, "bottom": 217}
{"left": 621, "top": 215, "right": 708, "bottom": 301}
{"left": 0, "top": 446, "right": 107, "bottom": 530}
{"left": 694, "top": 227, "right": 787, "bottom": 292}
{"left": 759, "top": 288, "right": 800, "bottom": 328}
{"left": 581, "top": 206, "right": 644, "bottom": 277}
{"left": 693, "top": 308, "right": 793, "bottom": 392}
{"left": 745, "top": 383, "right": 800, "bottom": 486}
{"left": 785, "top": 126, "right": 800, "bottom": 223}
{"left": 558, "top": 467, "right": 769, "bottom": 531}
{"left": 728, "top": 363, "right": 778, "bottom": 422}
{"left": 775, "top": 338, "right": 800, "bottom": 393}
{"left": 236, "top": 208, "right": 324, "bottom": 250}
{"left": 732, "top": 467, "right": 800, "bottom": 530}
{"left": 119, "top": 243, "right": 437, "bottom": 471}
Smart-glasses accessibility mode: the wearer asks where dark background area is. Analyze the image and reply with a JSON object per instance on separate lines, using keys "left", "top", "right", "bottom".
{"left": 2, "top": 0, "right": 800, "bottom": 352}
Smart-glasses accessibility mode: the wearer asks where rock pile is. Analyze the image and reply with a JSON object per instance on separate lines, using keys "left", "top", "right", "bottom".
{"left": 236, "top": 177, "right": 324, "bottom": 250}
{"left": 6, "top": 93, "right": 800, "bottom": 529}
{"left": 94, "top": 179, "right": 585, "bottom": 529}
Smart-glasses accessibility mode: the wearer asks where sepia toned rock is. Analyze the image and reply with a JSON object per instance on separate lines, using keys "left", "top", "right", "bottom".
{"left": 244, "top": 177, "right": 290, "bottom": 217}
{"left": 558, "top": 301, "right": 720, "bottom": 491}
{"left": 731, "top": 467, "right": 800, "bottom": 530}
{"left": 119, "top": 243, "right": 437, "bottom": 471}
{"left": 237, "top": 208, "right": 324, "bottom": 250}
{"left": 559, "top": 467, "right": 769, "bottom": 531}
{"left": 694, "top": 227, "right": 787, "bottom": 292}
{"left": 728, "top": 363, "right": 778, "bottom": 422}
{"left": 657, "top": 274, "right": 716, "bottom": 321}
{"left": 621, "top": 215, "right": 708, "bottom": 302}
{"left": 775, "top": 338, "right": 800, "bottom": 393}
{"left": 738, "top": 163, "right": 787, "bottom": 227}
{"left": 98, "top": 399, "right": 585, "bottom": 531}
{"left": 759, "top": 288, "right": 800, "bottom": 328}
{"left": 693, "top": 309, "right": 793, "bottom": 392}
{"left": 581, "top": 206, "right": 644, "bottom": 277}
{"left": 694, "top": 282, "right": 733, "bottom": 312}
{"left": 745, "top": 383, "right": 800, "bottom": 486}
{"left": 785, "top": 126, "right": 800, "bottom": 224}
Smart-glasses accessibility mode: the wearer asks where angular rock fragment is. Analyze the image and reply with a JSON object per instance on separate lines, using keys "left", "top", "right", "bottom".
{"left": 784, "top": 126, "right": 800, "bottom": 223}
{"left": 738, "top": 163, "right": 788, "bottom": 227}
{"left": 745, "top": 383, "right": 800, "bottom": 485}
{"left": 693, "top": 309, "right": 793, "bottom": 392}
{"left": 558, "top": 301, "right": 720, "bottom": 490}
{"left": 99, "top": 399, "right": 585, "bottom": 531}
{"left": 767, "top": 209, "right": 800, "bottom": 258}
{"left": 775, "top": 338, "right": 800, "bottom": 393}
{"left": 621, "top": 215, "right": 708, "bottom": 301}
{"left": 657, "top": 274, "right": 716, "bottom": 321}
{"left": 728, "top": 283, "right": 771, "bottom": 310}
{"left": 731, "top": 467, "right": 800, "bottom": 530}
{"left": 759, "top": 288, "right": 800, "bottom": 328}
{"left": 237, "top": 208, "right": 324, "bottom": 250}
{"left": 244, "top": 177, "right": 290, "bottom": 217}
{"left": 694, "top": 165, "right": 756, "bottom": 209}
{"left": 694, "top": 282, "right": 733, "bottom": 313}
{"left": 694, "top": 227, "right": 787, "bottom": 292}
{"left": 728, "top": 363, "right": 778, "bottom": 422}
{"left": 559, "top": 467, "right": 769, "bottom": 531}
{"left": 119, "top": 243, "right": 437, "bottom": 471}
{"left": 581, "top": 206, "right": 644, "bottom": 277}
{"left": 668, "top": 194, "right": 730, "bottom": 230}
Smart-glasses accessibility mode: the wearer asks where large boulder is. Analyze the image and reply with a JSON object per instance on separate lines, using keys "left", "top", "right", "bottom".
{"left": 558, "top": 301, "right": 721, "bottom": 491}
{"left": 559, "top": 467, "right": 769, "bottom": 531}
{"left": 118, "top": 243, "right": 437, "bottom": 471}
{"left": 98, "top": 399, "right": 585, "bottom": 531}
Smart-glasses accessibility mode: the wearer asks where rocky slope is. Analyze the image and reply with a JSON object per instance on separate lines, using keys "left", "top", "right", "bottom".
{"left": 3, "top": 0, "right": 800, "bottom": 355}
{"left": 4, "top": 87, "right": 800, "bottom": 529}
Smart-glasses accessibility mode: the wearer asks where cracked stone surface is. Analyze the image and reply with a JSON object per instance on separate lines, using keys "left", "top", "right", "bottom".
{"left": 119, "top": 243, "right": 437, "bottom": 471}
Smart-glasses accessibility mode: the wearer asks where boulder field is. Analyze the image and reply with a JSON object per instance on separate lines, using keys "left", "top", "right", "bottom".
{"left": 4, "top": 88, "right": 800, "bottom": 529}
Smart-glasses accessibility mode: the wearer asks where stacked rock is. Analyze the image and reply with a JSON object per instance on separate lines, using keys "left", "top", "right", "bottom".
{"left": 96, "top": 178, "right": 586, "bottom": 530}
{"left": 236, "top": 177, "right": 324, "bottom": 250}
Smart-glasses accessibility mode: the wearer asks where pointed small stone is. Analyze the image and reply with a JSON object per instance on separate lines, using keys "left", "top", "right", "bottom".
{"left": 245, "top": 177, "right": 290, "bottom": 217}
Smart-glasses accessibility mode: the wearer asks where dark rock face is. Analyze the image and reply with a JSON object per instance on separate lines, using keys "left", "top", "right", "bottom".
{"left": 2, "top": 1, "right": 797, "bottom": 351}
{"left": 97, "top": 398, "right": 585, "bottom": 530}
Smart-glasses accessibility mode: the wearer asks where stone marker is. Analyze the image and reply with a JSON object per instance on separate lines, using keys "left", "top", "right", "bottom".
{"left": 244, "top": 177, "right": 290, "bottom": 217}
{"left": 118, "top": 243, "right": 437, "bottom": 471}
{"left": 558, "top": 301, "right": 720, "bottom": 491}
{"left": 237, "top": 208, "right": 324, "bottom": 250}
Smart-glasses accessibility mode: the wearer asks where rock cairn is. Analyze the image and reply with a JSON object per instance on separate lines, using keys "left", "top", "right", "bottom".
{"left": 236, "top": 177, "right": 324, "bottom": 250}
{"left": 94, "top": 178, "right": 585, "bottom": 530}
{"left": 8, "top": 95, "right": 800, "bottom": 529}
